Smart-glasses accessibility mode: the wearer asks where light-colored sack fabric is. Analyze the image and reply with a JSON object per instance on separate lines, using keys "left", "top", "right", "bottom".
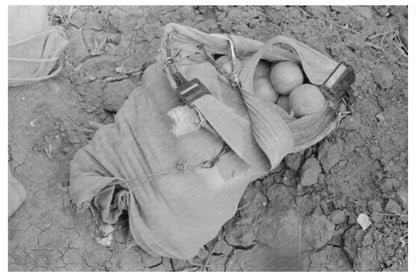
{"left": 8, "top": 6, "right": 68, "bottom": 87}
{"left": 70, "top": 23, "right": 352, "bottom": 260}
{"left": 9, "top": 167, "right": 27, "bottom": 217}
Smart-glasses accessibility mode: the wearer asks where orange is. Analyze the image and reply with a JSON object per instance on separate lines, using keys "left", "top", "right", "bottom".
{"left": 254, "top": 61, "right": 271, "bottom": 79}
{"left": 270, "top": 61, "right": 304, "bottom": 95}
{"left": 215, "top": 55, "right": 242, "bottom": 83}
{"left": 276, "top": 95, "right": 290, "bottom": 112}
{"left": 288, "top": 84, "right": 326, "bottom": 117}
{"left": 254, "top": 77, "right": 279, "bottom": 103}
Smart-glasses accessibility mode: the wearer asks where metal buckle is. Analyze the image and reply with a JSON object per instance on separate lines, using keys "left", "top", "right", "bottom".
{"left": 320, "top": 61, "right": 355, "bottom": 111}
{"left": 167, "top": 62, "right": 211, "bottom": 106}
{"left": 175, "top": 77, "right": 212, "bottom": 106}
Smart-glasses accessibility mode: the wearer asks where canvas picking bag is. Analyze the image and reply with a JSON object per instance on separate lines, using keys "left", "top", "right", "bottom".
{"left": 8, "top": 6, "right": 68, "bottom": 87}
{"left": 70, "top": 23, "right": 355, "bottom": 260}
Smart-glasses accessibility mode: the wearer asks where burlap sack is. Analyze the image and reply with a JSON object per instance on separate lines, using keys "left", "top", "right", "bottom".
{"left": 70, "top": 23, "right": 354, "bottom": 259}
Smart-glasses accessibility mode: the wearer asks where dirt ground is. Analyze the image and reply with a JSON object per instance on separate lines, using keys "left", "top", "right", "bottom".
{"left": 8, "top": 5, "right": 408, "bottom": 271}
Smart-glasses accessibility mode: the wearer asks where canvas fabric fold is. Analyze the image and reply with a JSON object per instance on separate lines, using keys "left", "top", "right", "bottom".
{"left": 8, "top": 6, "right": 68, "bottom": 87}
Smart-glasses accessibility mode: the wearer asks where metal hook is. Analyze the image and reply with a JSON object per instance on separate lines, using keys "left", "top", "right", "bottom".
{"left": 226, "top": 34, "right": 241, "bottom": 87}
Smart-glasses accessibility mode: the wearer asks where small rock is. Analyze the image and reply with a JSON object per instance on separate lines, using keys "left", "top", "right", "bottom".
{"left": 368, "top": 200, "right": 383, "bottom": 213}
{"left": 343, "top": 226, "right": 362, "bottom": 260}
{"left": 282, "top": 169, "right": 297, "bottom": 187}
{"left": 330, "top": 210, "right": 346, "bottom": 225}
{"left": 380, "top": 178, "right": 399, "bottom": 193}
{"left": 86, "top": 75, "right": 97, "bottom": 82}
{"left": 98, "top": 224, "right": 114, "bottom": 237}
{"left": 96, "top": 233, "right": 113, "bottom": 247}
{"left": 395, "top": 190, "right": 408, "bottom": 210}
{"left": 299, "top": 157, "right": 322, "bottom": 186}
{"left": 107, "top": 33, "right": 122, "bottom": 45}
{"left": 302, "top": 209, "right": 335, "bottom": 250}
{"left": 285, "top": 152, "right": 303, "bottom": 171}
{"left": 372, "top": 64, "right": 394, "bottom": 90}
{"left": 385, "top": 236, "right": 394, "bottom": 246}
{"left": 375, "top": 113, "right": 385, "bottom": 122}
{"left": 385, "top": 199, "right": 402, "bottom": 215}
{"left": 102, "top": 80, "right": 134, "bottom": 112}
{"left": 67, "top": 131, "right": 81, "bottom": 144}
{"left": 357, "top": 213, "right": 372, "bottom": 230}
{"left": 320, "top": 200, "right": 330, "bottom": 215}
{"left": 318, "top": 139, "right": 344, "bottom": 173}
{"left": 373, "top": 6, "right": 390, "bottom": 17}
{"left": 341, "top": 114, "right": 361, "bottom": 130}
{"left": 69, "top": 9, "right": 86, "bottom": 28}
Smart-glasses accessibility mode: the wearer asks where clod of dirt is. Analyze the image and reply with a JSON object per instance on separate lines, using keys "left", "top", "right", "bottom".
{"left": 299, "top": 157, "right": 321, "bottom": 187}
{"left": 329, "top": 210, "right": 346, "bottom": 225}
{"left": 368, "top": 199, "right": 383, "bottom": 213}
{"left": 304, "top": 245, "right": 352, "bottom": 271}
{"left": 357, "top": 213, "right": 372, "bottom": 230}
{"left": 340, "top": 113, "right": 361, "bottom": 131}
{"left": 255, "top": 209, "right": 300, "bottom": 250}
{"left": 306, "top": 6, "right": 330, "bottom": 18}
{"left": 399, "top": 25, "right": 408, "bottom": 50}
{"left": 343, "top": 226, "right": 365, "bottom": 261}
{"left": 302, "top": 208, "right": 335, "bottom": 250}
{"left": 317, "top": 139, "right": 344, "bottom": 173}
{"left": 380, "top": 178, "right": 400, "bottom": 193}
{"left": 67, "top": 27, "right": 91, "bottom": 63}
{"left": 282, "top": 169, "right": 298, "bottom": 187}
{"left": 102, "top": 80, "right": 135, "bottom": 112}
{"left": 372, "top": 64, "right": 394, "bottom": 90}
{"left": 96, "top": 234, "right": 113, "bottom": 246}
{"left": 354, "top": 246, "right": 381, "bottom": 271}
{"left": 353, "top": 6, "right": 374, "bottom": 20}
{"left": 70, "top": 10, "right": 86, "bottom": 28}
{"left": 296, "top": 194, "right": 320, "bottom": 217}
{"left": 373, "top": 6, "right": 390, "bottom": 17}
{"left": 375, "top": 113, "right": 385, "bottom": 122}
{"left": 384, "top": 199, "right": 402, "bottom": 215}
{"left": 395, "top": 190, "right": 408, "bottom": 210}
{"left": 284, "top": 152, "right": 303, "bottom": 171}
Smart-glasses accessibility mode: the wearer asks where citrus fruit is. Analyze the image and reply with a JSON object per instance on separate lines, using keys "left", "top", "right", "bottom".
{"left": 288, "top": 84, "right": 326, "bottom": 117}
{"left": 254, "top": 77, "right": 279, "bottom": 103}
{"left": 276, "top": 95, "right": 290, "bottom": 112}
{"left": 215, "top": 55, "right": 242, "bottom": 83}
{"left": 270, "top": 61, "right": 304, "bottom": 95}
{"left": 254, "top": 61, "right": 271, "bottom": 79}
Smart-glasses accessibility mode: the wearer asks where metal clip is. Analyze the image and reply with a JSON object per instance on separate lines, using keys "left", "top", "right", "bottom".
{"left": 320, "top": 61, "right": 355, "bottom": 107}
{"left": 167, "top": 62, "right": 212, "bottom": 106}
{"left": 163, "top": 33, "right": 180, "bottom": 65}
{"left": 200, "top": 144, "right": 230, "bottom": 169}
{"left": 226, "top": 34, "right": 241, "bottom": 88}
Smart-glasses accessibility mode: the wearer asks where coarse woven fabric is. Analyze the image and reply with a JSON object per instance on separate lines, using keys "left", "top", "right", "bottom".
{"left": 8, "top": 6, "right": 68, "bottom": 87}
{"left": 70, "top": 23, "right": 344, "bottom": 260}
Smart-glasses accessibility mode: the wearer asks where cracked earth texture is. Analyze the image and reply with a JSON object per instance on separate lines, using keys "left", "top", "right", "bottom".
{"left": 8, "top": 5, "right": 407, "bottom": 271}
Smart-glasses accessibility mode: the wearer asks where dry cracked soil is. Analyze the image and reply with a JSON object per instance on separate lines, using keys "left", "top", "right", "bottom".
{"left": 8, "top": 5, "right": 408, "bottom": 271}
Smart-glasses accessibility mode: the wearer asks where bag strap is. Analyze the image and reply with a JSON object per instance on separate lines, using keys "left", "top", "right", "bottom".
{"left": 8, "top": 28, "right": 67, "bottom": 87}
{"left": 162, "top": 24, "right": 355, "bottom": 171}
{"left": 8, "top": 58, "right": 64, "bottom": 87}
